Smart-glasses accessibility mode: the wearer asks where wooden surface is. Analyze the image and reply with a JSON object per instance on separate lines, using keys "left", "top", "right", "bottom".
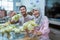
{"left": 17, "top": 36, "right": 38, "bottom": 40}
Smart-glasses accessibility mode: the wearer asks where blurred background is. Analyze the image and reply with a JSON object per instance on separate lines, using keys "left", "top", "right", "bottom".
{"left": 45, "top": 0, "right": 60, "bottom": 40}
{"left": 0, "top": 0, "right": 45, "bottom": 14}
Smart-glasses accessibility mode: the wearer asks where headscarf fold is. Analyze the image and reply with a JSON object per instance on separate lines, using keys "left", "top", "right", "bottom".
{"left": 32, "top": 7, "right": 43, "bottom": 25}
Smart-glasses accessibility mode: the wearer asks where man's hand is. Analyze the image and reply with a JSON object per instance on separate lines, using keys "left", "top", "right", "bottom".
{"left": 10, "top": 20, "right": 16, "bottom": 24}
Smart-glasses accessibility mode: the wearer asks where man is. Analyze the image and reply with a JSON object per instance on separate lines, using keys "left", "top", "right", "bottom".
{"left": 11, "top": 5, "right": 33, "bottom": 25}
{"left": 19, "top": 5, "right": 33, "bottom": 25}
{"left": 9, "top": 5, "right": 33, "bottom": 39}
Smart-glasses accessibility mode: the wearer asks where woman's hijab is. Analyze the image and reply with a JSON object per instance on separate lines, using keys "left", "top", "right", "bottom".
{"left": 33, "top": 7, "right": 43, "bottom": 25}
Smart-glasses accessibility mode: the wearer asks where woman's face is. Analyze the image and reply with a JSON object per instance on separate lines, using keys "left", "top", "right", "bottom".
{"left": 33, "top": 9, "right": 40, "bottom": 17}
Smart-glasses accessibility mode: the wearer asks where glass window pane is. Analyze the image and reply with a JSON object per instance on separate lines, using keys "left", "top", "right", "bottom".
{"left": 7, "top": 2, "right": 13, "bottom": 10}
{"left": 7, "top": 2, "right": 13, "bottom": 6}
{"left": 0, "top": 0, "right": 13, "bottom": 11}
{"left": 0, "top": 1, "right": 2, "bottom": 6}
{"left": 2, "top": 1, "right": 7, "bottom": 6}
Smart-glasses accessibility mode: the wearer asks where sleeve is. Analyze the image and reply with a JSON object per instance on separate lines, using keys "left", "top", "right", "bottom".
{"left": 39, "top": 16, "right": 50, "bottom": 34}
{"left": 28, "top": 15, "right": 34, "bottom": 20}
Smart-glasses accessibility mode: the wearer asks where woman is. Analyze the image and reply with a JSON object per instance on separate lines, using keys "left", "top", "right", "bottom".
{"left": 32, "top": 7, "right": 50, "bottom": 40}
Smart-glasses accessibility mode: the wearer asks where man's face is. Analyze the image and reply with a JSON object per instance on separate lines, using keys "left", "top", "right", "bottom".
{"left": 33, "top": 9, "right": 40, "bottom": 17}
{"left": 20, "top": 7, "right": 26, "bottom": 15}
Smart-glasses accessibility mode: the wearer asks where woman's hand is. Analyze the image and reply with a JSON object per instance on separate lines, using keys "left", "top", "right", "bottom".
{"left": 29, "top": 30, "right": 34, "bottom": 34}
{"left": 10, "top": 20, "right": 16, "bottom": 24}
{"left": 33, "top": 31, "right": 42, "bottom": 36}
{"left": 36, "top": 31, "right": 42, "bottom": 36}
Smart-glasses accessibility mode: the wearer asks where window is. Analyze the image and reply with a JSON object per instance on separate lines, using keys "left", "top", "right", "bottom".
{"left": 0, "top": 1, "right": 1, "bottom": 6}
{"left": 0, "top": 0, "right": 13, "bottom": 11}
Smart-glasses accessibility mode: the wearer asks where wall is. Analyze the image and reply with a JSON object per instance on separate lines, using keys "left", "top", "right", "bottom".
{"left": 13, "top": 0, "right": 21, "bottom": 13}
{"left": 21, "top": 0, "right": 45, "bottom": 16}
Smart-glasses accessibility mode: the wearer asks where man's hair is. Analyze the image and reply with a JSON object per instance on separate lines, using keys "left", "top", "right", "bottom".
{"left": 19, "top": 5, "right": 26, "bottom": 10}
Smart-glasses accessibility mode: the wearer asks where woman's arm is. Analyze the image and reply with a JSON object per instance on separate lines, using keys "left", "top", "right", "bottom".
{"left": 34, "top": 16, "right": 50, "bottom": 36}
{"left": 39, "top": 16, "right": 50, "bottom": 35}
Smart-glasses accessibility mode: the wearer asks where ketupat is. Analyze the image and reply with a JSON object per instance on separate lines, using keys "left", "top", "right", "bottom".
{"left": 23, "top": 22, "right": 29, "bottom": 30}
{"left": 0, "top": 20, "right": 38, "bottom": 34}
{"left": 28, "top": 20, "right": 38, "bottom": 26}
{"left": 27, "top": 24, "right": 34, "bottom": 31}
{"left": 5, "top": 26, "right": 13, "bottom": 32}
{"left": 13, "top": 28, "right": 21, "bottom": 33}
{"left": 5, "top": 24, "right": 16, "bottom": 32}
{"left": 0, "top": 29, "right": 6, "bottom": 33}
{"left": 0, "top": 25, "right": 4, "bottom": 29}
{"left": 19, "top": 27, "right": 25, "bottom": 32}
{"left": 12, "top": 14, "right": 22, "bottom": 22}
{"left": 23, "top": 20, "right": 38, "bottom": 31}
{"left": 7, "top": 24, "right": 16, "bottom": 28}
{"left": 0, "top": 24, "right": 16, "bottom": 33}
{"left": 4, "top": 21, "right": 11, "bottom": 26}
